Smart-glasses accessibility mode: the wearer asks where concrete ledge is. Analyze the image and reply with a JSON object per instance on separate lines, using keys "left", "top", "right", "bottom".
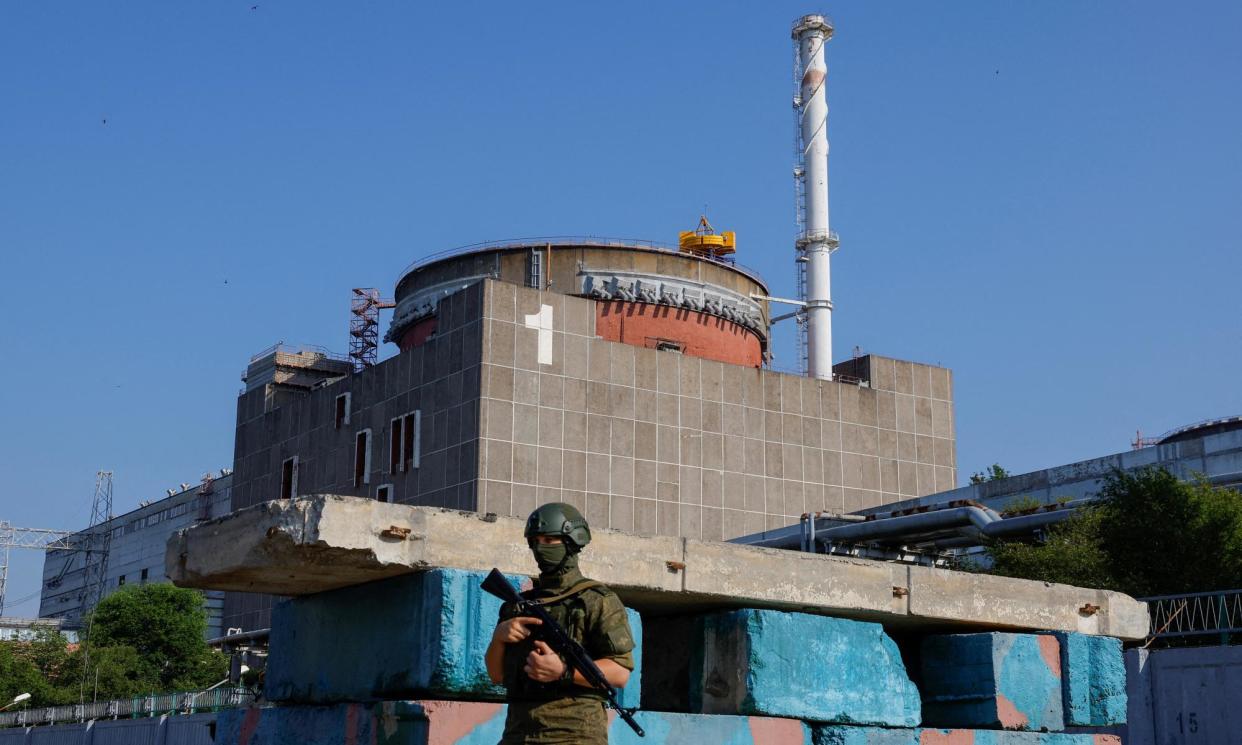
{"left": 167, "top": 496, "right": 1148, "bottom": 639}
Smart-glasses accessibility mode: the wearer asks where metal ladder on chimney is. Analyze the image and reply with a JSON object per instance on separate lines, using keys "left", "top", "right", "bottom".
{"left": 792, "top": 41, "right": 810, "bottom": 376}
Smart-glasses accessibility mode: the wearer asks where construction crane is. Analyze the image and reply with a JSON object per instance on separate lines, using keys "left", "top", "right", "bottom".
{"left": 349, "top": 288, "right": 396, "bottom": 371}
{"left": 0, "top": 523, "right": 73, "bottom": 616}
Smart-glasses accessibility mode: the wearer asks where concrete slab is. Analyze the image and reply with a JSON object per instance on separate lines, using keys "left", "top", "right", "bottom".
{"left": 690, "top": 609, "right": 920, "bottom": 726}
{"left": 812, "top": 727, "right": 1120, "bottom": 745}
{"left": 167, "top": 496, "right": 1148, "bottom": 640}
{"left": 920, "top": 633, "right": 1064, "bottom": 732}
{"left": 905, "top": 568, "right": 1146, "bottom": 639}
{"left": 216, "top": 701, "right": 814, "bottom": 745}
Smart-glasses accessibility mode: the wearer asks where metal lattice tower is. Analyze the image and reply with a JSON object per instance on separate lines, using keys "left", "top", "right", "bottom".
{"left": 78, "top": 470, "right": 114, "bottom": 704}
{"left": 0, "top": 523, "right": 72, "bottom": 616}
{"left": 349, "top": 288, "right": 396, "bottom": 371}
{"left": 81, "top": 471, "right": 114, "bottom": 614}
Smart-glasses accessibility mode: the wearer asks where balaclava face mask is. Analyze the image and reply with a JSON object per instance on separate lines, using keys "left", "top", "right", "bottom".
{"left": 531, "top": 540, "right": 578, "bottom": 578}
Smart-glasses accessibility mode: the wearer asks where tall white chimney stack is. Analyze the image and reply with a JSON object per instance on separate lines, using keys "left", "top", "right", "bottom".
{"left": 792, "top": 14, "right": 839, "bottom": 380}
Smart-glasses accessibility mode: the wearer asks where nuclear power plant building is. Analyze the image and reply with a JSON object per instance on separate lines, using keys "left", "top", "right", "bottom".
{"left": 224, "top": 239, "right": 956, "bottom": 632}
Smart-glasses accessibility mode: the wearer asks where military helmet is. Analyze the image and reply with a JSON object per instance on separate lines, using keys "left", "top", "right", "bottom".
{"left": 525, "top": 502, "right": 591, "bottom": 550}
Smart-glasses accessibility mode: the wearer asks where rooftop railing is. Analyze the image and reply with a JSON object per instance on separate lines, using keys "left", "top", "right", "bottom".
{"left": 394, "top": 235, "right": 768, "bottom": 287}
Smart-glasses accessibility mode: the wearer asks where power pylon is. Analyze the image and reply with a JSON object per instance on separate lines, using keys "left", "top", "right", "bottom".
{"left": 78, "top": 471, "right": 114, "bottom": 703}
{"left": 0, "top": 523, "right": 73, "bottom": 616}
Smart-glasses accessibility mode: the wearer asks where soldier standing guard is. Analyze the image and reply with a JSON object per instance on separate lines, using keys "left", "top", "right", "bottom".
{"left": 484, "top": 503, "right": 636, "bottom": 744}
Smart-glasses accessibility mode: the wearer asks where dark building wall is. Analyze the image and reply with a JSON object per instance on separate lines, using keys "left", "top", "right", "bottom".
{"left": 222, "top": 283, "right": 486, "bottom": 632}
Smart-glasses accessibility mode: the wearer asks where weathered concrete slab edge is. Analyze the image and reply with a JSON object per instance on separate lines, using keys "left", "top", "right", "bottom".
{"left": 167, "top": 495, "right": 1148, "bottom": 639}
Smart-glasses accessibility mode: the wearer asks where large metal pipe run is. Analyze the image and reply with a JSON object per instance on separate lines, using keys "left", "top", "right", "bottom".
{"left": 740, "top": 500, "right": 1094, "bottom": 552}
{"left": 793, "top": 14, "right": 836, "bottom": 380}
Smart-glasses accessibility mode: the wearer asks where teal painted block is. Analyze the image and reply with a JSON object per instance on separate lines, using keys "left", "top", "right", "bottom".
{"left": 1048, "top": 633, "right": 1126, "bottom": 726}
{"left": 217, "top": 702, "right": 813, "bottom": 745}
{"left": 690, "top": 609, "right": 921, "bottom": 726}
{"left": 216, "top": 704, "right": 380, "bottom": 745}
{"left": 617, "top": 607, "right": 642, "bottom": 710}
{"left": 266, "top": 569, "right": 643, "bottom": 706}
{"left": 613, "top": 711, "right": 812, "bottom": 744}
{"left": 921, "top": 633, "right": 1064, "bottom": 732}
{"left": 265, "top": 569, "right": 523, "bottom": 702}
{"left": 812, "top": 727, "right": 1119, "bottom": 745}
{"left": 811, "top": 725, "right": 919, "bottom": 745}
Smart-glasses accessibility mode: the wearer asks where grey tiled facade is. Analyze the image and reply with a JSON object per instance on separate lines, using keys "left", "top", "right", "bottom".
{"left": 477, "top": 281, "right": 956, "bottom": 540}
{"left": 224, "top": 278, "right": 955, "bottom": 630}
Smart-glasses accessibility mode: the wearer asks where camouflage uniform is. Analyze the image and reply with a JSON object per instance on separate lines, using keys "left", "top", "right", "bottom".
{"left": 497, "top": 567, "right": 635, "bottom": 745}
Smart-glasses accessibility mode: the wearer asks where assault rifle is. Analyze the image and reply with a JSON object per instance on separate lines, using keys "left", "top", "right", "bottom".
{"left": 481, "top": 568, "right": 645, "bottom": 737}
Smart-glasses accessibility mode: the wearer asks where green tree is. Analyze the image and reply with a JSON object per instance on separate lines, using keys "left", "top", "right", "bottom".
{"left": 0, "top": 642, "right": 54, "bottom": 706}
{"left": 970, "top": 464, "right": 1010, "bottom": 484}
{"left": 82, "top": 583, "right": 227, "bottom": 693}
{"left": 980, "top": 467, "right": 1242, "bottom": 597}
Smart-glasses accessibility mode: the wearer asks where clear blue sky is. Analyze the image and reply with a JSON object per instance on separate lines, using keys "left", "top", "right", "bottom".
{"left": 2, "top": 2, "right": 1239, "bottom": 614}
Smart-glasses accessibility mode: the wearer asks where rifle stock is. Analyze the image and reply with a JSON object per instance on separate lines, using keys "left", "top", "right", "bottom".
{"left": 481, "top": 568, "right": 645, "bottom": 737}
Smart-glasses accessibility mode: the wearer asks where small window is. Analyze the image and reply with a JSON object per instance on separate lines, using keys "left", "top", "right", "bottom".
{"left": 118, "top": 575, "right": 126, "bottom": 586}
{"left": 655, "top": 340, "right": 685, "bottom": 353}
{"left": 280, "top": 456, "right": 299, "bottom": 500}
{"left": 335, "top": 393, "right": 352, "bottom": 429}
{"left": 354, "top": 429, "right": 373, "bottom": 487}
{"left": 526, "top": 248, "right": 544, "bottom": 289}
{"left": 140, "top": 568, "right": 149, "bottom": 583}
{"left": 389, "top": 418, "right": 403, "bottom": 475}
{"left": 375, "top": 484, "right": 393, "bottom": 503}
{"left": 402, "top": 411, "right": 421, "bottom": 471}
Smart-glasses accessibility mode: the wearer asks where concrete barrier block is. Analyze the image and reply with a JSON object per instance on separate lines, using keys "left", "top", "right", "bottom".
{"left": 266, "top": 568, "right": 642, "bottom": 705}
{"left": 812, "top": 726, "right": 1120, "bottom": 745}
{"left": 1047, "top": 633, "right": 1126, "bottom": 726}
{"left": 265, "top": 569, "right": 520, "bottom": 702}
{"left": 690, "top": 608, "right": 921, "bottom": 726}
{"left": 218, "top": 701, "right": 813, "bottom": 745}
{"left": 217, "top": 704, "right": 381, "bottom": 745}
{"left": 920, "top": 633, "right": 1064, "bottom": 732}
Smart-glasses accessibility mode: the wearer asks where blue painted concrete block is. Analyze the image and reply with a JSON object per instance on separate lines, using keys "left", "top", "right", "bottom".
{"left": 617, "top": 606, "right": 642, "bottom": 710}
{"left": 265, "top": 569, "right": 519, "bottom": 702}
{"left": 265, "top": 569, "right": 642, "bottom": 706}
{"left": 812, "top": 727, "right": 1119, "bottom": 745}
{"left": 689, "top": 608, "right": 921, "bottom": 726}
{"left": 920, "top": 633, "right": 1064, "bottom": 732}
{"left": 1047, "top": 633, "right": 1126, "bottom": 726}
{"left": 219, "top": 702, "right": 814, "bottom": 745}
